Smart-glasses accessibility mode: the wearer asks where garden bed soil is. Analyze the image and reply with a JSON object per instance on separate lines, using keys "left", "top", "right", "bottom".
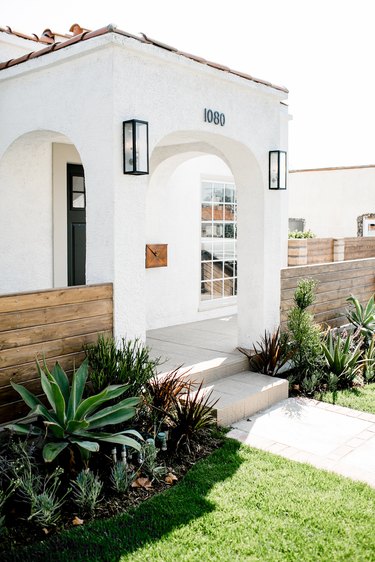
{"left": 1, "top": 428, "right": 225, "bottom": 553}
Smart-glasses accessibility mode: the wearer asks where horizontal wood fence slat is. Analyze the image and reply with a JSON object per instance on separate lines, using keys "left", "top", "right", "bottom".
{"left": 0, "top": 284, "right": 113, "bottom": 424}
{"left": 288, "top": 237, "right": 375, "bottom": 266}
{"left": 281, "top": 258, "right": 375, "bottom": 330}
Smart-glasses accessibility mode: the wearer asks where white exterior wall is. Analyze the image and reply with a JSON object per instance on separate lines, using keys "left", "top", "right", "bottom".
{"left": 146, "top": 155, "right": 236, "bottom": 329}
{"left": 289, "top": 166, "right": 375, "bottom": 238}
{"left": 0, "top": 32, "right": 288, "bottom": 346}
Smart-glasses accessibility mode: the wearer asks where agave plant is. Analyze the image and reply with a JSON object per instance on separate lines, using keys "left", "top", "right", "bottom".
{"left": 346, "top": 295, "right": 375, "bottom": 343}
{"left": 362, "top": 337, "right": 375, "bottom": 382}
{"left": 321, "top": 331, "right": 362, "bottom": 387}
{"left": 6, "top": 359, "right": 142, "bottom": 463}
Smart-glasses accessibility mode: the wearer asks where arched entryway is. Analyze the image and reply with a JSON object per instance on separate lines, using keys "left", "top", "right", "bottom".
{"left": 0, "top": 130, "right": 85, "bottom": 293}
{"left": 146, "top": 129, "right": 279, "bottom": 348}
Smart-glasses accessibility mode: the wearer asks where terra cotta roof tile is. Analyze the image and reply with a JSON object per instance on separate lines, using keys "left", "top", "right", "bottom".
{"left": 0, "top": 24, "right": 288, "bottom": 93}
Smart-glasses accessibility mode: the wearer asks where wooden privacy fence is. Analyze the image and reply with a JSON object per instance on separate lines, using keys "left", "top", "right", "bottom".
{"left": 288, "top": 237, "right": 375, "bottom": 266}
{"left": 281, "top": 258, "right": 375, "bottom": 329}
{"left": 0, "top": 283, "right": 113, "bottom": 424}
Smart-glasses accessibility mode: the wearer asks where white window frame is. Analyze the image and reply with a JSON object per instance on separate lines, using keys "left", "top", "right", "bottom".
{"left": 199, "top": 177, "right": 237, "bottom": 309}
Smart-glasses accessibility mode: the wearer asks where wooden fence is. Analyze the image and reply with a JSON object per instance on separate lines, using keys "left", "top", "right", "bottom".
{"left": 288, "top": 237, "right": 375, "bottom": 266}
{"left": 0, "top": 284, "right": 113, "bottom": 424}
{"left": 281, "top": 258, "right": 375, "bottom": 328}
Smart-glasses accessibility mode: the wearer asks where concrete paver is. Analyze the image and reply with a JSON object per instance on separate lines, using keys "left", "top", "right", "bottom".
{"left": 228, "top": 397, "right": 375, "bottom": 488}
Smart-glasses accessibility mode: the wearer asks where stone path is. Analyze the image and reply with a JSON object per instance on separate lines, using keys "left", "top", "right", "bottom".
{"left": 228, "top": 397, "right": 375, "bottom": 488}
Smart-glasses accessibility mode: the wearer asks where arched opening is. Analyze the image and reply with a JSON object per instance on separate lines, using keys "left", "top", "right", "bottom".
{"left": 0, "top": 130, "right": 85, "bottom": 294}
{"left": 146, "top": 130, "right": 267, "bottom": 345}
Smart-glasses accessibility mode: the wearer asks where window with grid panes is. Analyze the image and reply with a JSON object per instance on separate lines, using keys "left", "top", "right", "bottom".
{"left": 201, "top": 180, "right": 237, "bottom": 301}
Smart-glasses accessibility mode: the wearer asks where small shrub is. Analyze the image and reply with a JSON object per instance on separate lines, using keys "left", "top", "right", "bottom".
{"left": 170, "top": 381, "right": 218, "bottom": 451}
{"left": 145, "top": 367, "right": 190, "bottom": 427}
{"left": 288, "top": 230, "right": 316, "bottom": 239}
{"left": 110, "top": 462, "right": 131, "bottom": 494}
{"left": 239, "top": 327, "right": 292, "bottom": 376}
{"left": 86, "top": 336, "right": 161, "bottom": 397}
{"left": 287, "top": 279, "right": 325, "bottom": 391}
{"left": 27, "top": 470, "right": 68, "bottom": 528}
{"left": 294, "top": 278, "right": 317, "bottom": 310}
{"left": 71, "top": 470, "right": 103, "bottom": 514}
{"left": 141, "top": 441, "right": 167, "bottom": 480}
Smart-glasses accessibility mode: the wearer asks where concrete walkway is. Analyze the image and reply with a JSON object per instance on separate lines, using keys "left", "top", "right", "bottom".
{"left": 228, "top": 397, "right": 375, "bottom": 488}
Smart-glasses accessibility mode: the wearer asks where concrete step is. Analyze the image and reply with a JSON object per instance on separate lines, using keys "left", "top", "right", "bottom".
{"left": 202, "top": 371, "right": 289, "bottom": 427}
{"left": 157, "top": 351, "right": 249, "bottom": 386}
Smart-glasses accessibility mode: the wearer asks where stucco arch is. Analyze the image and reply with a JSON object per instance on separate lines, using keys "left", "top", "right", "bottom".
{"left": 146, "top": 129, "right": 278, "bottom": 346}
{"left": 0, "top": 129, "right": 83, "bottom": 293}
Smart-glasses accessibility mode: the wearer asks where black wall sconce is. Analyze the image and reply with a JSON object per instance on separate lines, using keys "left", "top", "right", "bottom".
{"left": 123, "top": 119, "right": 149, "bottom": 175}
{"left": 269, "top": 150, "right": 287, "bottom": 189}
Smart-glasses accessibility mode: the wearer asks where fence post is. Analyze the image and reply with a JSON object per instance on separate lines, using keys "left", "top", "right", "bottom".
{"left": 288, "top": 239, "right": 307, "bottom": 266}
{"left": 333, "top": 238, "right": 345, "bottom": 262}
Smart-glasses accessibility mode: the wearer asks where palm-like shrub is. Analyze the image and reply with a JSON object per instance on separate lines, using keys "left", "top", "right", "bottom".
{"left": 169, "top": 381, "right": 218, "bottom": 451}
{"left": 145, "top": 367, "right": 190, "bottom": 426}
{"left": 238, "top": 327, "right": 292, "bottom": 376}
{"left": 6, "top": 359, "right": 142, "bottom": 463}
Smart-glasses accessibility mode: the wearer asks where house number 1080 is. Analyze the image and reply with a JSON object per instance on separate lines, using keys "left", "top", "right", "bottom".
{"left": 204, "top": 108, "right": 225, "bottom": 126}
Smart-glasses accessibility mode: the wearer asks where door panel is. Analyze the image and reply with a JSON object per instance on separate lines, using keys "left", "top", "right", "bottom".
{"left": 67, "top": 164, "right": 86, "bottom": 286}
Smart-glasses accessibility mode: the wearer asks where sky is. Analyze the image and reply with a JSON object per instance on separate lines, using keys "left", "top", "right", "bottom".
{"left": 1, "top": 0, "right": 374, "bottom": 170}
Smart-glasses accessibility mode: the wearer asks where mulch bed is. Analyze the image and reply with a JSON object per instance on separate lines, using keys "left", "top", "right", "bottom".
{"left": 1, "top": 428, "right": 225, "bottom": 552}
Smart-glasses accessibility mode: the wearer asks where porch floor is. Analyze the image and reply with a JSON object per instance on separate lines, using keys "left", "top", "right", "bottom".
{"left": 146, "top": 315, "right": 245, "bottom": 383}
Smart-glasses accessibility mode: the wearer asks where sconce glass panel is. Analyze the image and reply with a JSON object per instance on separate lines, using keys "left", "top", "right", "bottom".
{"left": 123, "top": 119, "right": 149, "bottom": 175}
{"left": 269, "top": 150, "right": 287, "bottom": 189}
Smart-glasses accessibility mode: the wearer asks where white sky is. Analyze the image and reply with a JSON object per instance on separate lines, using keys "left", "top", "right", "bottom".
{"left": 1, "top": 0, "right": 374, "bottom": 169}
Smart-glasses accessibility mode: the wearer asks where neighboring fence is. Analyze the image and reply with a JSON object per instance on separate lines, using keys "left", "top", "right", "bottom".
{"left": 281, "top": 258, "right": 375, "bottom": 328}
{"left": 0, "top": 283, "right": 113, "bottom": 424}
{"left": 288, "top": 237, "right": 375, "bottom": 266}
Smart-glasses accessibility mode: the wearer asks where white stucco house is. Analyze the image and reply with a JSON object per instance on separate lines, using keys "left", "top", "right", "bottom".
{"left": 289, "top": 164, "right": 375, "bottom": 238}
{"left": 0, "top": 23, "right": 289, "bottom": 348}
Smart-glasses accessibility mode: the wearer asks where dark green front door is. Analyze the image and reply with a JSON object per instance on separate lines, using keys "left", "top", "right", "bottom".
{"left": 67, "top": 164, "right": 86, "bottom": 286}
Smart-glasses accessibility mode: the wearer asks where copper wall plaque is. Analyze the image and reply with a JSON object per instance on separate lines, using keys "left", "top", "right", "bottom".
{"left": 145, "top": 244, "right": 168, "bottom": 268}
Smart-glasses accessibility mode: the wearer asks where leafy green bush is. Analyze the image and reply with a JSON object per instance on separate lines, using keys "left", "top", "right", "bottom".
{"left": 6, "top": 359, "right": 142, "bottom": 463}
{"left": 294, "top": 278, "right": 317, "bottom": 310}
{"left": 86, "top": 335, "right": 161, "bottom": 396}
{"left": 287, "top": 279, "right": 325, "bottom": 390}
{"left": 288, "top": 230, "right": 316, "bottom": 239}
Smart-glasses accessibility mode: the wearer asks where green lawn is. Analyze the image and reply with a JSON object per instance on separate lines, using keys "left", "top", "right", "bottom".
{"left": 6, "top": 439, "right": 375, "bottom": 562}
{"left": 316, "top": 383, "right": 375, "bottom": 415}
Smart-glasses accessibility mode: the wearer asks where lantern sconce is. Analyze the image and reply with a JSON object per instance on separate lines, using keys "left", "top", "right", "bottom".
{"left": 269, "top": 150, "right": 287, "bottom": 190}
{"left": 123, "top": 119, "right": 149, "bottom": 175}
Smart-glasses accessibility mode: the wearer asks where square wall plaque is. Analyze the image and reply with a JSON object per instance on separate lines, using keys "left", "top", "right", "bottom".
{"left": 145, "top": 244, "right": 168, "bottom": 268}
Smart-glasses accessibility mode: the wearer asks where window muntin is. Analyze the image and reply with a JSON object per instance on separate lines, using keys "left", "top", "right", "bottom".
{"left": 201, "top": 181, "right": 237, "bottom": 301}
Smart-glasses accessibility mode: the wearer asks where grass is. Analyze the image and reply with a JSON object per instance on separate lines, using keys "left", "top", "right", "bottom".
{"left": 316, "top": 383, "right": 375, "bottom": 414}
{"left": 5, "top": 438, "right": 375, "bottom": 562}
